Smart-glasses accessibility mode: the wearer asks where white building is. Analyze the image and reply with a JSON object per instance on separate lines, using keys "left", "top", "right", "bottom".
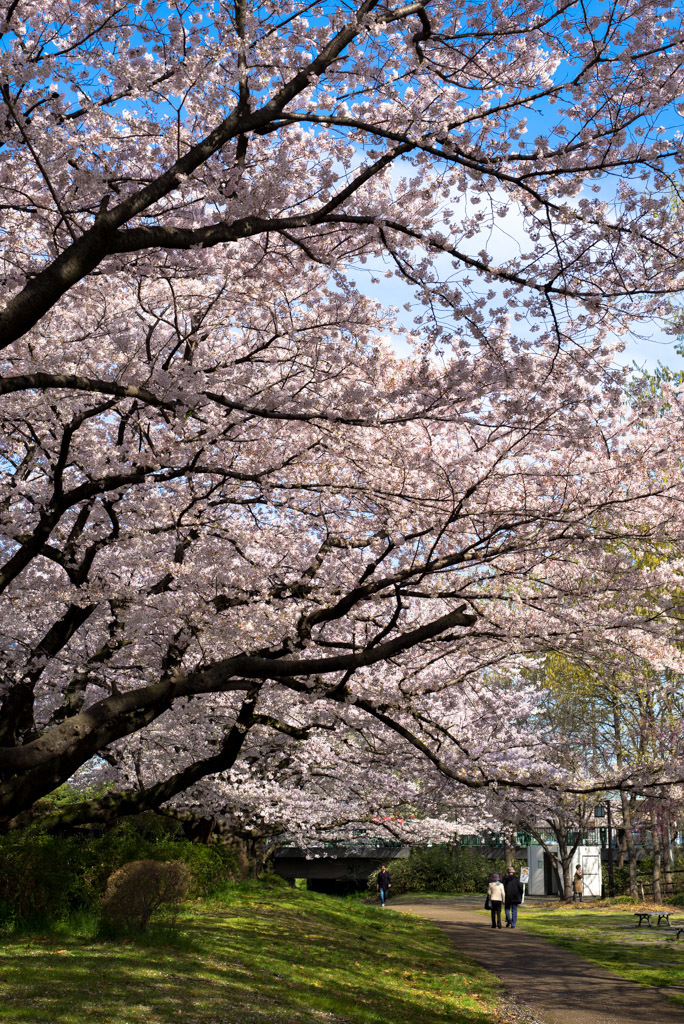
{"left": 526, "top": 844, "right": 602, "bottom": 897}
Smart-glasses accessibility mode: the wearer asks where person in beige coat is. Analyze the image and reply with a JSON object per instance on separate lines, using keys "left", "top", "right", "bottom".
{"left": 573, "top": 865, "right": 584, "bottom": 902}
{"left": 488, "top": 873, "right": 505, "bottom": 928}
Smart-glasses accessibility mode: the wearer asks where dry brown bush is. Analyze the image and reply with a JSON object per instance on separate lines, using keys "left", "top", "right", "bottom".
{"left": 101, "top": 859, "right": 191, "bottom": 930}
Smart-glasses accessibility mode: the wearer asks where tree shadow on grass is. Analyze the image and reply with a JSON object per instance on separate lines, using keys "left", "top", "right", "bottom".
{"left": 0, "top": 903, "right": 505, "bottom": 1024}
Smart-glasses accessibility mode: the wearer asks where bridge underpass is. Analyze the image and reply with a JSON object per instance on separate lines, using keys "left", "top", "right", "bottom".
{"left": 272, "top": 842, "right": 411, "bottom": 894}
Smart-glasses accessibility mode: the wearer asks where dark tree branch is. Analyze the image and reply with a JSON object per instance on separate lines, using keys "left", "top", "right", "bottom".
{"left": 0, "top": 603, "right": 476, "bottom": 821}
{"left": 10, "top": 688, "right": 261, "bottom": 831}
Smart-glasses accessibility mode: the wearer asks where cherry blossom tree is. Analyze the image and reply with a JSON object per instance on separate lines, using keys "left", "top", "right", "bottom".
{"left": 3, "top": 1, "right": 684, "bottom": 832}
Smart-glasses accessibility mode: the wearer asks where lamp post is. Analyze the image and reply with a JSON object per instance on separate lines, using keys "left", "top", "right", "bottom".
{"left": 595, "top": 801, "right": 615, "bottom": 898}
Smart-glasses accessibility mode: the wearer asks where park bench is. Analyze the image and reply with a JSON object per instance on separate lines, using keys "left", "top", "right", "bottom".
{"left": 634, "top": 911, "right": 674, "bottom": 928}
{"left": 674, "top": 926, "right": 684, "bottom": 941}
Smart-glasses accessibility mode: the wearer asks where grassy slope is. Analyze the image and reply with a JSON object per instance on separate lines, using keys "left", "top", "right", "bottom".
{"left": 518, "top": 904, "right": 684, "bottom": 1005}
{"left": 0, "top": 886, "right": 515, "bottom": 1024}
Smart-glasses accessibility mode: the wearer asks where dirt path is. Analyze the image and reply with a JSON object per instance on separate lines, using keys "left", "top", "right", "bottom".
{"left": 391, "top": 899, "right": 684, "bottom": 1024}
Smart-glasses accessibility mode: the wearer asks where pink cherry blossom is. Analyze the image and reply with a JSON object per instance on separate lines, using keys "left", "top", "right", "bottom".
{"left": 2, "top": 1, "right": 684, "bottom": 833}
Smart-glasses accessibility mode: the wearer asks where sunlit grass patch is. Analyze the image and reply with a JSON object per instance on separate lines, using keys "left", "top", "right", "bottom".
{"left": 0, "top": 885, "right": 516, "bottom": 1024}
{"left": 518, "top": 904, "right": 684, "bottom": 1005}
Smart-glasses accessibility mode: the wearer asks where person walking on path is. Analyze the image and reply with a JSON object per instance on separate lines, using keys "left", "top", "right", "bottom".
{"left": 487, "top": 873, "right": 505, "bottom": 929}
{"left": 573, "top": 865, "right": 584, "bottom": 902}
{"left": 377, "top": 865, "right": 391, "bottom": 906}
{"left": 503, "top": 865, "right": 524, "bottom": 928}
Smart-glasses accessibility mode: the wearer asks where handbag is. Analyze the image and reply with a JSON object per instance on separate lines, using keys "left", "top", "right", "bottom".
{"left": 484, "top": 894, "right": 491, "bottom": 910}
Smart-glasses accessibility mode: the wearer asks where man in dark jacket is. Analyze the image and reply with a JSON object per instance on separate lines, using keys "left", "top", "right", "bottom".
{"left": 377, "top": 865, "right": 391, "bottom": 906}
{"left": 503, "top": 866, "right": 524, "bottom": 928}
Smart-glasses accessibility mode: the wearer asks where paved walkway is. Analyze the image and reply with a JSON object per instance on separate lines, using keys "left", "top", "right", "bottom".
{"left": 392, "top": 899, "right": 684, "bottom": 1024}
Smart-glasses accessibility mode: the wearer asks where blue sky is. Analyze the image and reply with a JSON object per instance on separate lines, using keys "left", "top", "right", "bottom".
{"left": 6, "top": 1, "right": 683, "bottom": 376}
{"left": 353, "top": 262, "right": 684, "bottom": 373}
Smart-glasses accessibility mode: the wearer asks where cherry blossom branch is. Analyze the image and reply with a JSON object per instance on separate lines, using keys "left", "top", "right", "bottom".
{"left": 0, "top": 604, "right": 475, "bottom": 792}
{"left": 7, "top": 689, "right": 261, "bottom": 832}
{"left": 0, "top": 373, "right": 176, "bottom": 409}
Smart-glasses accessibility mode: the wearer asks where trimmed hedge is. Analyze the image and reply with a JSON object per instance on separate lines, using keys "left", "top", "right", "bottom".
{"left": 101, "top": 859, "right": 191, "bottom": 930}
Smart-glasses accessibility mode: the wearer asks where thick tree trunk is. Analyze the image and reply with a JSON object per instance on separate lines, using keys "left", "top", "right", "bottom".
{"left": 616, "top": 828, "right": 626, "bottom": 870}
{"left": 561, "top": 857, "right": 573, "bottom": 901}
{"left": 556, "top": 833, "right": 571, "bottom": 900}
{"left": 652, "top": 821, "right": 662, "bottom": 903}
{"left": 620, "top": 791, "right": 638, "bottom": 899}
{"left": 183, "top": 816, "right": 217, "bottom": 845}
{"left": 524, "top": 816, "right": 585, "bottom": 902}
{"left": 663, "top": 818, "right": 674, "bottom": 897}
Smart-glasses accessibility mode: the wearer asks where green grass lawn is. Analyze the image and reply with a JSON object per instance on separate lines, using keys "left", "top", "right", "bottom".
{"left": 518, "top": 903, "right": 684, "bottom": 1005}
{"left": 0, "top": 885, "right": 516, "bottom": 1024}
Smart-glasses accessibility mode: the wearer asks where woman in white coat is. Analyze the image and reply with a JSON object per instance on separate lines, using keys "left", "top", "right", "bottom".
{"left": 488, "top": 873, "right": 505, "bottom": 929}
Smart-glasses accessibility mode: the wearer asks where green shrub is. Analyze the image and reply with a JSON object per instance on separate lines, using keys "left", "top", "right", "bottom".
{"left": 0, "top": 828, "right": 92, "bottom": 926}
{"left": 81, "top": 820, "right": 239, "bottom": 898}
{"left": 101, "top": 859, "right": 191, "bottom": 931}
{"left": 602, "top": 863, "right": 631, "bottom": 896}
{"left": 0, "top": 812, "right": 239, "bottom": 929}
{"left": 369, "top": 845, "right": 514, "bottom": 896}
{"left": 257, "top": 871, "right": 289, "bottom": 888}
